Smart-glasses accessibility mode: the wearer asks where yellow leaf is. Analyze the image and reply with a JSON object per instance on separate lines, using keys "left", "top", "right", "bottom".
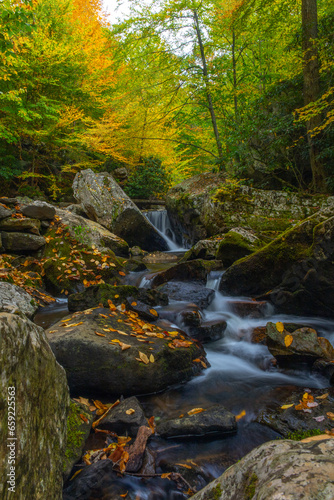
{"left": 109, "top": 339, "right": 121, "bottom": 343}
{"left": 150, "top": 354, "right": 155, "bottom": 363}
{"left": 95, "top": 331, "right": 106, "bottom": 337}
{"left": 281, "top": 404, "right": 294, "bottom": 410}
{"left": 70, "top": 469, "right": 82, "bottom": 481}
{"left": 327, "top": 412, "right": 334, "bottom": 420}
{"left": 114, "top": 295, "right": 120, "bottom": 298}
{"left": 175, "top": 463, "right": 192, "bottom": 469}
{"left": 119, "top": 342, "right": 131, "bottom": 351}
{"left": 187, "top": 408, "right": 205, "bottom": 416}
{"left": 276, "top": 322, "right": 284, "bottom": 333}
{"left": 149, "top": 308, "right": 158, "bottom": 317}
{"left": 316, "top": 393, "right": 329, "bottom": 400}
{"left": 138, "top": 351, "right": 149, "bottom": 364}
{"left": 284, "top": 334, "right": 293, "bottom": 347}
{"left": 235, "top": 410, "right": 246, "bottom": 421}
{"left": 131, "top": 301, "right": 137, "bottom": 306}
{"left": 126, "top": 409, "right": 135, "bottom": 415}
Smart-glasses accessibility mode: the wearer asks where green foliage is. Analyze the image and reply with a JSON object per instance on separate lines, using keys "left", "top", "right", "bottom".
{"left": 124, "top": 157, "right": 170, "bottom": 199}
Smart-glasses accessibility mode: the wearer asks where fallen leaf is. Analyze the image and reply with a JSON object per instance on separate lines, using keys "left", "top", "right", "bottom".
{"left": 80, "top": 414, "right": 89, "bottom": 424}
{"left": 131, "top": 301, "right": 137, "bottom": 306}
{"left": 114, "top": 295, "right": 120, "bottom": 298}
{"left": 119, "top": 271, "right": 126, "bottom": 276}
{"left": 95, "top": 331, "right": 106, "bottom": 337}
{"left": 119, "top": 342, "right": 131, "bottom": 351}
{"left": 316, "top": 393, "right": 329, "bottom": 400}
{"left": 284, "top": 334, "right": 293, "bottom": 347}
{"left": 187, "top": 408, "right": 205, "bottom": 416}
{"left": 149, "top": 308, "right": 158, "bottom": 317}
{"left": 235, "top": 410, "right": 246, "bottom": 421}
{"left": 327, "top": 412, "right": 334, "bottom": 421}
{"left": 176, "top": 463, "right": 192, "bottom": 469}
{"left": 138, "top": 351, "right": 149, "bottom": 364}
{"left": 281, "top": 404, "right": 294, "bottom": 410}
{"left": 126, "top": 409, "right": 135, "bottom": 415}
{"left": 161, "top": 473, "right": 172, "bottom": 480}
{"left": 313, "top": 416, "right": 326, "bottom": 422}
{"left": 276, "top": 322, "right": 284, "bottom": 333}
{"left": 70, "top": 469, "right": 82, "bottom": 481}
{"left": 149, "top": 354, "right": 155, "bottom": 363}
{"left": 301, "top": 434, "right": 334, "bottom": 443}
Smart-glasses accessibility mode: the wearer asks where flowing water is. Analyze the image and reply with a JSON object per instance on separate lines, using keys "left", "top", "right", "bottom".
{"left": 144, "top": 210, "right": 189, "bottom": 251}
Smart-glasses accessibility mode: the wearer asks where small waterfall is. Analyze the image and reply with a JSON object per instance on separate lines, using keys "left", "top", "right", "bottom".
{"left": 144, "top": 210, "right": 183, "bottom": 251}
{"left": 206, "top": 270, "right": 224, "bottom": 290}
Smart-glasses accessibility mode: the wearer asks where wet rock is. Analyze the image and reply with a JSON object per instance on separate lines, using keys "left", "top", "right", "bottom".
{"left": 126, "top": 297, "right": 160, "bottom": 321}
{"left": 151, "top": 260, "right": 223, "bottom": 288}
{"left": 158, "top": 281, "right": 215, "bottom": 309}
{"left": 68, "top": 284, "right": 168, "bottom": 312}
{"left": 266, "top": 322, "right": 334, "bottom": 367}
{"left": 21, "top": 200, "right": 56, "bottom": 219}
{"left": 0, "top": 282, "right": 38, "bottom": 318}
{"left": 55, "top": 208, "right": 129, "bottom": 257}
{"left": 215, "top": 227, "right": 262, "bottom": 266}
{"left": 157, "top": 405, "right": 237, "bottom": 439}
{"left": 312, "top": 359, "right": 334, "bottom": 384}
{"left": 0, "top": 217, "right": 41, "bottom": 234}
{"left": 123, "top": 258, "right": 147, "bottom": 273}
{"left": 46, "top": 307, "right": 208, "bottom": 397}
{"left": 0, "top": 204, "right": 13, "bottom": 219}
{"left": 191, "top": 437, "right": 334, "bottom": 500}
{"left": 257, "top": 387, "right": 334, "bottom": 437}
{"left": 188, "top": 319, "right": 227, "bottom": 343}
{"left": 63, "top": 400, "right": 94, "bottom": 481}
{"left": 99, "top": 396, "right": 147, "bottom": 436}
{"left": 180, "top": 239, "right": 220, "bottom": 262}
{"left": 72, "top": 169, "right": 168, "bottom": 251}
{"left": 1, "top": 231, "right": 46, "bottom": 252}
{"left": 227, "top": 300, "right": 269, "bottom": 318}
{"left": 0, "top": 312, "right": 70, "bottom": 500}
{"left": 250, "top": 327, "right": 267, "bottom": 345}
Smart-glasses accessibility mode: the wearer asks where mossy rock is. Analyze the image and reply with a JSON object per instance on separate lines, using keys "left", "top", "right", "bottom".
{"left": 215, "top": 228, "right": 263, "bottom": 267}
{"left": 63, "top": 400, "right": 94, "bottom": 481}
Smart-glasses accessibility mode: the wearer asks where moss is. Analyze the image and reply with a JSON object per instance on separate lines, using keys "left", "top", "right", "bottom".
{"left": 285, "top": 429, "right": 323, "bottom": 441}
{"left": 204, "top": 484, "right": 222, "bottom": 500}
{"left": 245, "top": 473, "right": 258, "bottom": 499}
{"left": 63, "top": 401, "right": 87, "bottom": 472}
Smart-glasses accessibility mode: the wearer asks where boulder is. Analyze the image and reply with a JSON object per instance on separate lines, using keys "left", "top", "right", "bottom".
{"left": 257, "top": 387, "right": 334, "bottom": 437}
{"left": 157, "top": 405, "right": 237, "bottom": 439}
{"left": 219, "top": 210, "right": 334, "bottom": 319}
{"left": 191, "top": 438, "right": 334, "bottom": 500}
{"left": 158, "top": 281, "right": 215, "bottom": 309}
{"left": 0, "top": 282, "right": 38, "bottom": 318}
{"left": 72, "top": 169, "right": 168, "bottom": 251}
{"left": 150, "top": 260, "right": 223, "bottom": 288}
{"left": 98, "top": 396, "right": 148, "bottom": 436}
{"left": 187, "top": 319, "right": 227, "bottom": 343}
{"left": 46, "top": 307, "right": 208, "bottom": 397}
{"left": 0, "top": 217, "right": 41, "bottom": 234}
{"left": 166, "top": 172, "right": 334, "bottom": 246}
{"left": 215, "top": 227, "right": 262, "bottom": 266}
{"left": 227, "top": 300, "right": 269, "bottom": 318}
{"left": 21, "top": 200, "right": 56, "bottom": 219}
{"left": 68, "top": 284, "right": 168, "bottom": 312}
{"left": 0, "top": 313, "right": 70, "bottom": 499}
{"left": 0, "top": 205, "right": 13, "bottom": 219}
{"left": 1, "top": 231, "right": 46, "bottom": 252}
{"left": 55, "top": 208, "right": 129, "bottom": 257}
{"left": 266, "top": 322, "right": 334, "bottom": 367}
{"left": 180, "top": 239, "right": 221, "bottom": 262}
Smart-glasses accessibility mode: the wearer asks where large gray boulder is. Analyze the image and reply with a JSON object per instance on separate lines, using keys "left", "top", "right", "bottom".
{"left": 46, "top": 307, "right": 208, "bottom": 397}
{"left": 72, "top": 169, "right": 168, "bottom": 251}
{"left": 166, "top": 172, "right": 334, "bottom": 246}
{"left": 55, "top": 208, "right": 129, "bottom": 257}
{"left": 0, "top": 282, "right": 38, "bottom": 319}
{"left": 0, "top": 312, "right": 70, "bottom": 499}
{"left": 0, "top": 217, "right": 41, "bottom": 234}
{"left": 21, "top": 200, "right": 56, "bottom": 220}
{"left": 1, "top": 231, "right": 46, "bottom": 252}
{"left": 191, "top": 437, "right": 334, "bottom": 500}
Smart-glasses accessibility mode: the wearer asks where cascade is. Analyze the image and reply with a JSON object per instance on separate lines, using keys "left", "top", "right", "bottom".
{"left": 144, "top": 209, "right": 187, "bottom": 251}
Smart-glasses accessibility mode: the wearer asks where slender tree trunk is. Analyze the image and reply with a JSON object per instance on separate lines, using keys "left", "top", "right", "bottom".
{"left": 232, "top": 28, "right": 238, "bottom": 121}
{"left": 302, "top": 0, "right": 326, "bottom": 192}
{"left": 193, "top": 9, "right": 224, "bottom": 168}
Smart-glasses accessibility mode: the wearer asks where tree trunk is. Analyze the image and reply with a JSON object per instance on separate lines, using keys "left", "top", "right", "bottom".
{"left": 302, "top": 0, "right": 326, "bottom": 192}
{"left": 232, "top": 29, "right": 238, "bottom": 121}
{"left": 193, "top": 9, "right": 224, "bottom": 168}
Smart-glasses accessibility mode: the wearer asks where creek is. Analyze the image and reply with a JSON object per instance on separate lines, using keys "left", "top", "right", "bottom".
{"left": 35, "top": 211, "right": 334, "bottom": 498}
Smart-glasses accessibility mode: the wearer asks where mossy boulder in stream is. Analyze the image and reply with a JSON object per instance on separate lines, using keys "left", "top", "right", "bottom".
{"left": 150, "top": 259, "right": 223, "bottom": 288}
{"left": 72, "top": 169, "right": 168, "bottom": 251}
{"left": 46, "top": 306, "right": 208, "bottom": 397}
{"left": 219, "top": 209, "right": 334, "bottom": 318}
{"left": 0, "top": 312, "right": 70, "bottom": 499}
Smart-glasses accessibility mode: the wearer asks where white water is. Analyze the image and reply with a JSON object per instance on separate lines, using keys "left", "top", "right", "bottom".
{"left": 144, "top": 210, "right": 188, "bottom": 251}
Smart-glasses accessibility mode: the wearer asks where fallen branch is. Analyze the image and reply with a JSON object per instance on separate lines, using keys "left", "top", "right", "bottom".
{"left": 126, "top": 426, "right": 153, "bottom": 473}
{"left": 92, "top": 400, "right": 120, "bottom": 429}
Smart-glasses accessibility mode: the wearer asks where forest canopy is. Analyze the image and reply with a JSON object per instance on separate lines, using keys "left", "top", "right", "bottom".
{"left": 0, "top": 0, "right": 333, "bottom": 198}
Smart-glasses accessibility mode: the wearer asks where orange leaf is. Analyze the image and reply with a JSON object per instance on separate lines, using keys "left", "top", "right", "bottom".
{"left": 284, "top": 334, "right": 293, "bottom": 347}
{"left": 149, "top": 308, "right": 158, "bottom": 317}
{"left": 187, "top": 408, "right": 205, "bottom": 416}
{"left": 80, "top": 414, "right": 89, "bottom": 424}
{"left": 276, "top": 322, "right": 284, "bottom": 333}
{"left": 95, "top": 331, "right": 106, "bottom": 337}
{"left": 235, "top": 410, "right": 246, "bottom": 421}
{"left": 119, "top": 271, "right": 126, "bottom": 276}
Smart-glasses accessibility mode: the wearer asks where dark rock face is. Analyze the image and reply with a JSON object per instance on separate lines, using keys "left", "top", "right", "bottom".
{"left": 98, "top": 396, "right": 148, "bottom": 436}
{"left": 158, "top": 281, "right": 215, "bottom": 309}
{"left": 150, "top": 260, "right": 223, "bottom": 288}
{"left": 68, "top": 284, "right": 168, "bottom": 312}
{"left": 21, "top": 200, "right": 56, "bottom": 219}
{"left": 187, "top": 319, "right": 227, "bottom": 343}
{"left": 0, "top": 313, "right": 70, "bottom": 500}
{"left": 219, "top": 210, "right": 334, "bottom": 318}
{"left": 1, "top": 231, "right": 46, "bottom": 252}
{"left": 191, "top": 438, "right": 334, "bottom": 500}
{"left": 46, "top": 307, "right": 208, "bottom": 397}
{"left": 157, "top": 405, "right": 237, "bottom": 439}
{"left": 72, "top": 169, "right": 168, "bottom": 251}
{"left": 266, "top": 322, "right": 334, "bottom": 367}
